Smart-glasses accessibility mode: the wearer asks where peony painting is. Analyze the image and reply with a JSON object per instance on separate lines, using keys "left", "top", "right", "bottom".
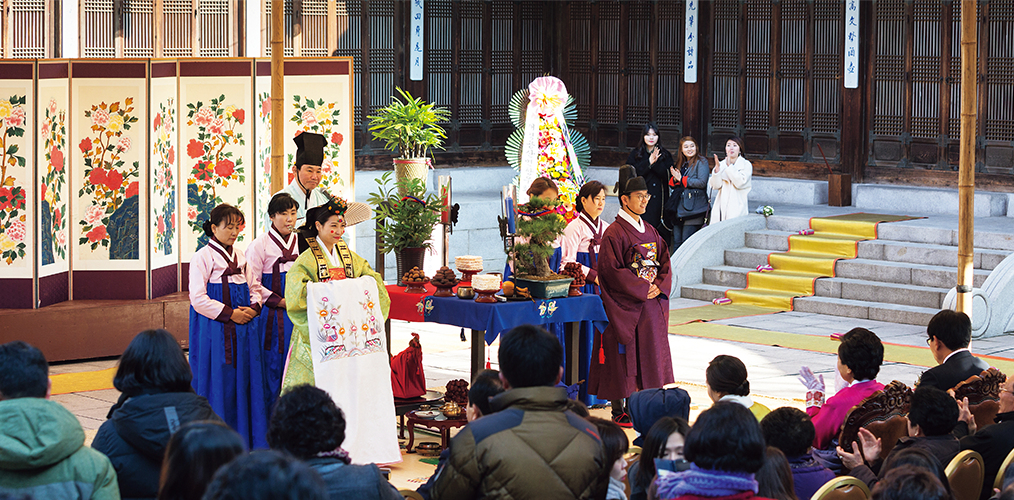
{"left": 153, "top": 99, "right": 176, "bottom": 255}
{"left": 0, "top": 95, "right": 29, "bottom": 265}
{"left": 40, "top": 98, "right": 68, "bottom": 265}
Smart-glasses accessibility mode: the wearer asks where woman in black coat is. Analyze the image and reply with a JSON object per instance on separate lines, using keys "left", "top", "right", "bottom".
{"left": 626, "top": 123, "right": 675, "bottom": 245}
{"left": 92, "top": 329, "right": 222, "bottom": 500}
{"left": 668, "top": 136, "right": 711, "bottom": 249}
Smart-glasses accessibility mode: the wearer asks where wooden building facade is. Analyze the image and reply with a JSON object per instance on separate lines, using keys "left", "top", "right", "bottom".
{"left": 2, "top": 0, "right": 1013, "bottom": 189}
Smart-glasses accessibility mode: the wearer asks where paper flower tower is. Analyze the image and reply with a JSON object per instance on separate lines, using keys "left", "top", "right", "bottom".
{"left": 506, "top": 76, "right": 590, "bottom": 217}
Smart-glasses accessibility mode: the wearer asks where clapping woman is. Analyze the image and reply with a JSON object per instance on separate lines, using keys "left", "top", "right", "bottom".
{"left": 626, "top": 123, "right": 674, "bottom": 244}
{"left": 708, "top": 137, "right": 752, "bottom": 223}
{"left": 667, "top": 136, "right": 711, "bottom": 249}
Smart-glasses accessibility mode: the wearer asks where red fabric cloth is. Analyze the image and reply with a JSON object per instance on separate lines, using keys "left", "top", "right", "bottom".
{"left": 390, "top": 333, "right": 426, "bottom": 399}
{"left": 386, "top": 283, "right": 440, "bottom": 322}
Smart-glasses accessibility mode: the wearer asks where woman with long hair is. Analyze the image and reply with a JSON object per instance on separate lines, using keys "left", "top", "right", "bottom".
{"left": 629, "top": 416, "right": 690, "bottom": 500}
{"left": 708, "top": 137, "right": 752, "bottom": 223}
{"left": 667, "top": 136, "right": 710, "bottom": 249}
{"left": 626, "top": 123, "right": 675, "bottom": 244}
{"left": 157, "top": 421, "right": 246, "bottom": 500}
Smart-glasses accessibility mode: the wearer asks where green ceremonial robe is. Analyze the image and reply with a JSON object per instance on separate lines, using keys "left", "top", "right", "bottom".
{"left": 281, "top": 242, "right": 390, "bottom": 393}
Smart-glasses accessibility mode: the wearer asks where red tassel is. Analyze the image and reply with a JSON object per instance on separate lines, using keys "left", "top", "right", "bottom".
{"left": 598, "top": 346, "right": 606, "bottom": 364}
{"left": 485, "top": 346, "right": 491, "bottom": 369}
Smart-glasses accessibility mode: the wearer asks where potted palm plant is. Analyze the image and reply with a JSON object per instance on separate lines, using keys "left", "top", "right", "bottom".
{"left": 367, "top": 171, "right": 446, "bottom": 285}
{"left": 368, "top": 88, "right": 450, "bottom": 191}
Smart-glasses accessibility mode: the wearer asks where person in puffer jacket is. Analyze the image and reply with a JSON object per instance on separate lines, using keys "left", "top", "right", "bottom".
{"left": 430, "top": 325, "right": 607, "bottom": 500}
{"left": 0, "top": 341, "right": 119, "bottom": 500}
{"left": 92, "top": 329, "right": 222, "bottom": 500}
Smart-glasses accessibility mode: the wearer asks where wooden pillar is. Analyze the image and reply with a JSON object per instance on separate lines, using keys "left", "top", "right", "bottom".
{"left": 841, "top": 0, "right": 871, "bottom": 183}
{"left": 768, "top": 0, "right": 781, "bottom": 157}
{"left": 192, "top": 0, "right": 200, "bottom": 56}
{"left": 956, "top": 0, "right": 976, "bottom": 314}
{"left": 154, "top": 0, "right": 164, "bottom": 57}
{"left": 270, "top": 0, "right": 285, "bottom": 194}
{"left": 1, "top": 0, "right": 10, "bottom": 59}
{"left": 326, "top": 0, "right": 336, "bottom": 56}
{"left": 114, "top": 0, "right": 124, "bottom": 57}
{"left": 617, "top": 1, "right": 628, "bottom": 147}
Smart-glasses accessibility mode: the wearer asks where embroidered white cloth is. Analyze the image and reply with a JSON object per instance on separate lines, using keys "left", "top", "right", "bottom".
{"left": 307, "top": 276, "right": 401, "bottom": 465}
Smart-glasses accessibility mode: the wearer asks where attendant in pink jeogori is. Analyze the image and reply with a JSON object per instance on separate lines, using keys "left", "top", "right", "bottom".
{"left": 247, "top": 192, "right": 300, "bottom": 409}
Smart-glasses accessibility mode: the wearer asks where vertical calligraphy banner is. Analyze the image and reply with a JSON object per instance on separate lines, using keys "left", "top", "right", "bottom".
{"left": 151, "top": 61, "right": 180, "bottom": 298}
{"left": 844, "top": 0, "right": 860, "bottom": 89}
{"left": 0, "top": 62, "right": 36, "bottom": 308}
{"left": 37, "top": 61, "right": 71, "bottom": 307}
{"left": 70, "top": 60, "right": 150, "bottom": 300}
{"left": 684, "top": 0, "right": 698, "bottom": 83}
{"left": 410, "top": 0, "right": 424, "bottom": 81}
{"left": 179, "top": 59, "right": 255, "bottom": 289}
{"left": 253, "top": 59, "right": 356, "bottom": 245}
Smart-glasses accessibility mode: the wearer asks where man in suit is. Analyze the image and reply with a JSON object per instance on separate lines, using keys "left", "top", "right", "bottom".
{"left": 918, "top": 310, "right": 990, "bottom": 391}
{"left": 955, "top": 375, "right": 1014, "bottom": 500}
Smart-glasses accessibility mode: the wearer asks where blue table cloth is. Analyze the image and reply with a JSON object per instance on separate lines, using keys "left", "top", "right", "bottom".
{"left": 421, "top": 294, "right": 608, "bottom": 344}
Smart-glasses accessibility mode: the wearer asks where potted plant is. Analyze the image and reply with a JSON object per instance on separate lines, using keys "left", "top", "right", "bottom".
{"left": 367, "top": 171, "right": 446, "bottom": 285}
{"left": 368, "top": 87, "right": 450, "bottom": 190}
{"left": 508, "top": 195, "right": 573, "bottom": 298}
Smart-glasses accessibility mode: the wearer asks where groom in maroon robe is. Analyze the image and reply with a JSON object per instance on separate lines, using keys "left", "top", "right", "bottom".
{"left": 589, "top": 165, "right": 674, "bottom": 427}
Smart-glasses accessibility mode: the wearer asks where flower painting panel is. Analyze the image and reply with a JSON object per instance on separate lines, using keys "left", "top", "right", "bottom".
{"left": 0, "top": 75, "right": 35, "bottom": 285}
{"left": 38, "top": 83, "right": 69, "bottom": 269}
{"left": 150, "top": 74, "right": 179, "bottom": 270}
{"left": 70, "top": 76, "right": 148, "bottom": 273}
{"left": 179, "top": 69, "right": 253, "bottom": 261}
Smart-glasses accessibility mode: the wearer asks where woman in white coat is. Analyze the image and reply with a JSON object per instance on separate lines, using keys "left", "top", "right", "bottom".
{"left": 709, "top": 137, "right": 752, "bottom": 223}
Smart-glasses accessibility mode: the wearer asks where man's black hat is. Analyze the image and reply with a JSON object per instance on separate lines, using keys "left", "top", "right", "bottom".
{"left": 293, "top": 132, "right": 327, "bottom": 168}
{"left": 617, "top": 164, "right": 648, "bottom": 195}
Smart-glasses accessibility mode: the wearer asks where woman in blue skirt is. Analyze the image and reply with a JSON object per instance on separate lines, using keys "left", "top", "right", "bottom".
{"left": 188, "top": 203, "right": 268, "bottom": 448}
{"left": 560, "top": 180, "right": 611, "bottom": 408}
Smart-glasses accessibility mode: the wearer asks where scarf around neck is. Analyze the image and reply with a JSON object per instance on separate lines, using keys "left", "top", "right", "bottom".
{"left": 655, "top": 464, "right": 758, "bottom": 499}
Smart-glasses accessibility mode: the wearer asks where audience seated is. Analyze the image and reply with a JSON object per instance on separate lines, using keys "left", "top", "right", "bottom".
{"left": 0, "top": 341, "right": 119, "bottom": 500}
{"left": 841, "top": 385, "right": 961, "bottom": 488}
{"left": 652, "top": 402, "right": 770, "bottom": 500}
{"left": 628, "top": 387, "right": 691, "bottom": 447}
{"left": 92, "top": 328, "right": 222, "bottom": 500}
{"left": 706, "top": 355, "right": 771, "bottom": 420}
{"left": 201, "top": 450, "right": 327, "bottom": 500}
{"left": 918, "top": 310, "right": 989, "bottom": 391}
{"left": 756, "top": 447, "right": 799, "bottom": 500}
{"left": 800, "top": 328, "right": 885, "bottom": 452}
{"left": 630, "top": 417, "right": 690, "bottom": 500}
{"left": 416, "top": 370, "right": 506, "bottom": 500}
{"left": 429, "top": 324, "right": 606, "bottom": 499}
{"left": 266, "top": 384, "right": 401, "bottom": 500}
{"left": 589, "top": 417, "right": 632, "bottom": 500}
{"left": 870, "top": 465, "right": 950, "bottom": 500}
{"left": 760, "top": 407, "right": 835, "bottom": 500}
{"left": 157, "top": 420, "right": 246, "bottom": 500}
{"left": 955, "top": 374, "right": 1014, "bottom": 500}
{"left": 880, "top": 448, "right": 951, "bottom": 496}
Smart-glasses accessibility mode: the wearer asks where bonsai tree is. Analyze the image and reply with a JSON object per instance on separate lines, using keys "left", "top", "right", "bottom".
{"left": 509, "top": 195, "right": 568, "bottom": 278}
{"left": 368, "top": 87, "right": 450, "bottom": 159}
{"left": 366, "top": 171, "right": 445, "bottom": 253}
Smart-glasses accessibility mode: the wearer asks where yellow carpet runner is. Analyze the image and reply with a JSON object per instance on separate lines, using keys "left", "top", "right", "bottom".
{"left": 725, "top": 213, "right": 921, "bottom": 310}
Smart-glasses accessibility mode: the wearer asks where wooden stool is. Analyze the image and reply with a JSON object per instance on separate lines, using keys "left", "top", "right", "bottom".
{"left": 404, "top": 410, "right": 467, "bottom": 453}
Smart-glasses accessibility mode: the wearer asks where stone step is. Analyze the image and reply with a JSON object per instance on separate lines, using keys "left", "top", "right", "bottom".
{"left": 792, "top": 296, "right": 940, "bottom": 326}
{"left": 724, "top": 248, "right": 776, "bottom": 269}
{"left": 857, "top": 239, "right": 1010, "bottom": 271}
{"left": 812, "top": 277, "right": 947, "bottom": 310}
{"left": 680, "top": 283, "right": 730, "bottom": 303}
{"left": 744, "top": 230, "right": 791, "bottom": 252}
{"left": 702, "top": 259, "right": 989, "bottom": 293}
{"left": 834, "top": 258, "right": 990, "bottom": 289}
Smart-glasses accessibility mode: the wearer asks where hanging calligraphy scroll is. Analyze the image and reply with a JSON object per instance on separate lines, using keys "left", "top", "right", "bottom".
{"left": 410, "top": 0, "right": 424, "bottom": 81}
{"left": 684, "top": 0, "right": 698, "bottom": 83}
{"left": 844, "top": 0, "right": 860, "bottom": 89}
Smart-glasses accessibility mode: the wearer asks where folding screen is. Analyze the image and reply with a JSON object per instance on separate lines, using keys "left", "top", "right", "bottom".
{"left": 69, "top": 60, "right": 149, "bottom": 300}
{"left": 150, "top": 60, "right": 181, "bottom": 298}
{"left": 253, "top": 58, "right": 356, "bottom": 241}
{"left": 37, "top": 61, "right": 71, "bottom": 306}
{"left": 178, "top": 59, "right": 255, "bottom": 289}
{"left": 0, "top": 61, "right": 36, "bottom": 308}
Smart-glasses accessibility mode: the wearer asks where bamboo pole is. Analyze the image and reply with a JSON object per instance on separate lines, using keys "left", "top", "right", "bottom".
{"left": 956, "top": 0, "right": 977, "bottom": 314}
{"left": 270, "top": 0, "right": 285, "bottom": 194}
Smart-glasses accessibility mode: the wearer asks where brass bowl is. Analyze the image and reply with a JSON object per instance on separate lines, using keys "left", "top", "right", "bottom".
{"left": 456, "top": 286, "right": 475, "bottom": 300}
{"left": 416, "top": 442, "right": 441, "bottom": 457}
{"left": 441, "top": 401, "right": 465, "bottom": 419}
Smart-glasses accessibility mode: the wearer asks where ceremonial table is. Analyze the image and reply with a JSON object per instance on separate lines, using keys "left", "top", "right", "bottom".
{"left": 384, "top": 283, "right": 608, "bottom": 384}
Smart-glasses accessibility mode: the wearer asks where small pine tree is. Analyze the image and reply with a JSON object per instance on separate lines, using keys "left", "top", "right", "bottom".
{"left": 510, "top": 196, "right": 568, "bottom": 278}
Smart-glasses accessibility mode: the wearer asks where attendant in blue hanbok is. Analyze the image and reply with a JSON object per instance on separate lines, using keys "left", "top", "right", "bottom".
{"left": 188, "top": 203, "right": 269, "bottom": 449}
{"left": 247, "top": 192, "right": 299, "bottom": 411}
{"left": 560, "top": 180, "right": 610, "bottom": 406}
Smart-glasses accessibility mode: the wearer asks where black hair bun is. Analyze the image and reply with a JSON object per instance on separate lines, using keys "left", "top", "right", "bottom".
{"left": 202, "top": 220, "right": 213, "bottom": 236}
